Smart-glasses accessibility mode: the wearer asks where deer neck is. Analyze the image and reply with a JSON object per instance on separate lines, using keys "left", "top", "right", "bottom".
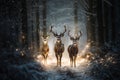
{"left": 73, "top": 42, "right": 78, "bottom": 47}
{"left": 43, "top": 42, "right": 48, "bottom": 46}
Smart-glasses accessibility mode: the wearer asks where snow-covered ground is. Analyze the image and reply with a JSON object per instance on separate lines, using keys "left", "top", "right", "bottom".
{"left": 1, "top": 44, "right": 120, "bottom": 80}
{"left": 34, "top": 52, "right": 95, "bottom": 80}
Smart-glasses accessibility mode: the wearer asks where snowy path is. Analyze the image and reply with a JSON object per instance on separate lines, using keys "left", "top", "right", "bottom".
{"left": 9, "top": 60, "right": 95, "bottom": 80}
{"left": 26, "top": 58, "right": 97, "bottom": 80}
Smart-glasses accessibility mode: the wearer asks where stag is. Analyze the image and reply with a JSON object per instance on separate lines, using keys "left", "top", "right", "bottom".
{"left": 50, "top": 25, "right": 66, "bottom": 67}
{"left": 41, "top": 33, "right": 49, "bottom": 65}
{"left": 68, "top": 30, "right": 82, "bottom": 67}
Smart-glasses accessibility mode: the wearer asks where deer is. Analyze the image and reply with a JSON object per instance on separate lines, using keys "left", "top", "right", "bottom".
{"left": 41, "top": 33, "right": 49, "bottom": 65}
{"left": 50, "top": 25, "right": 66, "bottom": 67}
{"left": 68, "top": 30, "right": 82, "bottom": 67}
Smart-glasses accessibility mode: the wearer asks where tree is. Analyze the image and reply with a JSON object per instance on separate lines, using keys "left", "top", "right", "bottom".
{"left": 74, "top": 0, "right": 79, "bottom": 34}
{"left": 86, "top": 0, "right": 97, "bottom": 46}
{"left": 42, "top": 0, "right": 47, "bottom": 36}
{"left": 20, "top": 0, "right": 28, "bottom": 48}
{"left": 36, "top": 0, "right": 40, "bottom": 52}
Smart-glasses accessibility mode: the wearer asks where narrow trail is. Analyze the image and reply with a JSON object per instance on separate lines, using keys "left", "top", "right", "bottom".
{"left": 32, "top": 55, "right": 95, "bottom": 80}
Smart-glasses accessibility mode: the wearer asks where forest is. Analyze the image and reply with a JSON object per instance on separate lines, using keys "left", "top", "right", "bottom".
{"left": 0, "top": 0, "right": 120, "bottom": 80}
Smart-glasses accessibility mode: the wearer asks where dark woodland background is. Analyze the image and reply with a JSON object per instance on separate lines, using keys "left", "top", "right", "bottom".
{"left": 0, "top": 0, "right": 120, "bottom": 51}
{"left": 0, "top": 0, "right": 120, "bottom": 80}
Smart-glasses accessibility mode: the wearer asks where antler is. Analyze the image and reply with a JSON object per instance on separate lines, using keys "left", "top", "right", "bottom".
{"left": 50, "top": 26, "right": 57, "bottom": 37}
{"left": 76, "top": 30, "right": 82, "bottom": 40}
{"left": 60, "top": 25, "right": 67, "bottom": 37}
{"left": 50, "top": 26, "right": 53, "bottom": 33}
{"left": 68, "top": 30, "right": 74, "bottom": 40}
{"left": 68, "top": 30, "right": 72, "bottom": 37}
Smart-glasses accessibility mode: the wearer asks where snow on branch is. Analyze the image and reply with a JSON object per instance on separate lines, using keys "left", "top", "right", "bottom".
{"left": 104, "top": 0, "right": 112, "bottom": 6}
{"left": 79, "top": 9, "right": 96, "bottom": 16}
{"left": 78, "top": 0, "right": 89, "bottom": 11}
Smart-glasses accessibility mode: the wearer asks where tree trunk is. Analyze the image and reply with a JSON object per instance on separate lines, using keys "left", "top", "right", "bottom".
{"left": 36, "top": 0, "right": 40, "bottom": 52}
{"left": 86, "top": 0, "right": 97, "bottom": 46}
{"left": 42, "top": 0, "right": 47, "bottom": 36}
{"left": 96, "top": 0, "right": 104, "bottom": 46}
{"left": 111, "top": 0, "right": 116, "bottom": 41}
{"left": 74, "top": 0, "right": 78, "bottom": 34}
{"left": 21, "top": 0, "right": 28, "bottom": 48}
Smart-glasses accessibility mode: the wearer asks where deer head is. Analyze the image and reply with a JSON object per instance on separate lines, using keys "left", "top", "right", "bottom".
{"left": 50, "top": 25, "right": 66, "bottom": 43}
{"left": 40, "top": 32, "right": 49, "bottom": 45}
{"left": 68, "top": 30, "right": 82, "bottom": 44}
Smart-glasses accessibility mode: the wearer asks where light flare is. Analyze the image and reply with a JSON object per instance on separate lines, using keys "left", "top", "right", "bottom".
{"left": 81, "top": 43, "right": 90, "bottom": 54}
{"left": 35, "top": 43, "right": 91, "bottom": 69}
{"left": 36, "top": 53, "right": 90, "bottom": 68}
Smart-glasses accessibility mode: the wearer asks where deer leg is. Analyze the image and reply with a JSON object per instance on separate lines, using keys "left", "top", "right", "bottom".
{"left": 71, "top": 57, "right": 73, "bottom": 67}
{"left": 70, "top": 58, "right": 72, "bottom": 67}
{"left": 74, "top": 56, "right": 76, "bottom": 67}
{"left": 44, "top": 54, "right": 47, "bottom": 65}
{"left": 58, "top": 55, "right": 61, "bottom": 67}
{"left": 43, "top": 55, "right": 46, "bottom": 65}
{"left": 44, "top": 58, "right": 46, "bottom": 65}
{"left": 45, "top": 57, "right": 47, "bottom": 65}
{"left": 60, "top": 53, "right": 62, "bottom": 67}
{"left": 72, "top": 59, "right": 73, "bottom": 67}
{"left": 59, "top": 56, "right": 61, "bottom": 67}
{"left": 58, "top": 56, "right": 59, "bottom": 67}
{"left": 57, "top": 56, "right": 58, "bottom": 67}
{"left": 70, "top": 58, "right": 71, "bottom": 67}
{"left": 56, "top": 53, "right": 58, "bottom": 67}
{"left": 60, "top": 57, "right": 61, "bottom": 67}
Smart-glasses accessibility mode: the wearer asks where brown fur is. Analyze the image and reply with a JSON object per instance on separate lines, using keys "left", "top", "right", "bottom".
{"left": 68, "top": 30, "right": 82, "bottom": 67}
{"left": 50, "top": 25, "right": 66, "bottom": 67}
{"left": 54, "top": 41, "right": 64, "bottom": 67}
{"left": 68, "top": 44, "right": 78, "bottom": 67}
{"left": 41, "top": 40, "right": 49, "bottom": 64}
